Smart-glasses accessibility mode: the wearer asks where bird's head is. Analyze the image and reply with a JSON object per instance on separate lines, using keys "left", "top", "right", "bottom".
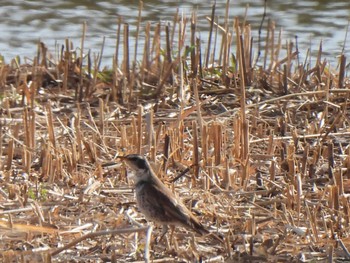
{"left": 118, "top": 154, "right": 152, "bottom": 183}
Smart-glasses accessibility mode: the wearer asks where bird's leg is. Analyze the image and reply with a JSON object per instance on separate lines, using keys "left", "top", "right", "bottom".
{"left": 157, "top": 224, "right": 168, "bottom": 244}
{"left": 168, "top": 225, "right": 175, "bottom": 245}
{"left": 164, "top": 225, "right": 176, "bottom": 251}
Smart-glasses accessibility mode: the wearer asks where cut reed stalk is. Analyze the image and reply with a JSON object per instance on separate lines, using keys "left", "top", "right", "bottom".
{"left": 97, "top": 99, "right": 104, "bottom": 135}
{"left": 191, "top": 12, "right": 197, "bottom": 75}
{"left": 141, "top": 21, "right": 151, "bottom": 88}
{"left": 145, "top": 109, "right": 154, "bottom": 154}
{"left": 123, "top": 23, "right": 130, "bottom": 84}
{"left": 75, "top": 105, "right": 83, "bottom": 164}
{"left": 6, "top": 124, "right": 18, "bottom": 171}
{"left": 137, "top": 105, "right": 143, "bottom": 154}
{"left": 206, "top": 3, "right": 216, "bottom": 68}
{"left": 79, "top": 22, "right": 86, "bottom": 101}
{"left": 115, "top": 16, "right": 122, "bottom": 67}
{"left": 339, "top": 54, "right": 346, "bottom": 89}
{"left": 165, "top": 24, "right": 174, "bottom": 85}
{"left": 134, "top": 1, "right": 143, "bottom": 69}
{"left": 23, "top": 108, "right": 31, "bottom": 173}
{"left": 192, "top": 120, "right": 199, "bottom": 182}
{"left": 62, "top": 39, "right": 69, "bottom": 93}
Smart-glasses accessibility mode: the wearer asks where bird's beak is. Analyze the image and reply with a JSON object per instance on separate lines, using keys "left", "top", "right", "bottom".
{"left": 102, "top": 155, "right": 126, "bottom": 169}
{"left": 118, "top": 156, "right": 130, "bottom": 167}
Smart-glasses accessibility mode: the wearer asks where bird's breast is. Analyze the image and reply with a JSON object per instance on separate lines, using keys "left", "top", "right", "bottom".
{"left": 135, "top": 181, "right": 172, "bottom": 223}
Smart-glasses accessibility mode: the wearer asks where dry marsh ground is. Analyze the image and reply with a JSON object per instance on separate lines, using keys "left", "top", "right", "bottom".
{"left": 0, "top": 4, "right": 350, "bottom": 263}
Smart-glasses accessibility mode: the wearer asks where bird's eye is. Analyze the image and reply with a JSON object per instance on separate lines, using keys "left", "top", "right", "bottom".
{"left": 135, "top": 158, "right": 147, "bottom": 169}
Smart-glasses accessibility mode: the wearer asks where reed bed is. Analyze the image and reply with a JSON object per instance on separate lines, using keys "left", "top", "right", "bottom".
{"left": 0, "top": 2, "right": 350, "bottom": 262}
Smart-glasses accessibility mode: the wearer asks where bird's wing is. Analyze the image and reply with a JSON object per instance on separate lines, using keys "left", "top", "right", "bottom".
{"left": 142, "top": 181, "right": 208, "bottom": 235}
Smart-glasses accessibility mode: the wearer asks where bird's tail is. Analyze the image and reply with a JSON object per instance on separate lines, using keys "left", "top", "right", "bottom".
{"left": 190, "top": 218, "right": 224, "bottom": 243}
{"left": 190, "top": 218, "right": 209, "bottom": 235}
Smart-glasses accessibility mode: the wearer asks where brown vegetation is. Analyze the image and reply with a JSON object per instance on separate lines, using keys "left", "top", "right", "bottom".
{"left": 0, "top": 2, "right": 350, "bottom": 262}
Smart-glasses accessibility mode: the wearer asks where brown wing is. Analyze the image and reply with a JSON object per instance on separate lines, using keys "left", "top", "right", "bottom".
{"left": 138, "top": 181, "right": 208, "bottom": 235}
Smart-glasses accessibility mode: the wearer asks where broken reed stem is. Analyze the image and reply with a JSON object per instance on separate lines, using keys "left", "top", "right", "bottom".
{"left": 137, "top": 105, "right": 143, "bottom": 154}
{"left": 75, "top": 105, "right": 83, "bottom": 164}
{"left": 239, "top": 34, "right": 248, "bottom": 91}
{"left": 269, "top": 20, "right": 275, "bottom": 71}
{"left": 123, "top": 23, "right": 130, "bottom": 83}
{"left": 206, "top": 3, "right": 216, "bottom": 68}
{"left": 62, "top": 39, "right": 69, "bottom": 93}
{"left": 178, "top": 15, "right": 185, "bottom": 119}
{"left": 247, "top": 34, "right": 253, "bottom": 84}
{"left": 179, "top": 123, "right": 184, "bottom": 161}
{"left": 165, "top": 23, "right": 174, "bottom": 86}
{"left": 197, "top": 38, "right": 204, "bottom": 78}
{"left": 275, "top": 28, "right": 282, "bottom": 67}
{"left": 213, "top": 122, "right": 222, "bottom": 167}
{"left": 222, "top": 31, "right": 228, "bottom": 84}
{"left": 328, "top": 142, "right": 334, "bottom": 179}
{"left": 153, "top": 23, "right": 161, "bottom": 76}
{"left": 99, "top": 98, "right": 105, "bottom": 135}
{"left": 115, "top": 16, "right": 122, "bottom": 67}
{"left": 120, "top": 125, "right": 127, "bottom": 150}
{"left": 193, "top": 79, "right": 203, "bottom": 133}
{"left": 145, "top": 108, "right": 155, "bottom": 155}
{"left": 190, "top": 12, "right": 196, "bottom": 73}
{"left": 39, "top": 42, "right": 47, "bottom": 68}
{"left": 170, "top": 9, "right": 178, "bottom": 47}
{"left": 6, "top": 124, "right": 17, "bottom": 171}
{"left": 335, "top": 169, "right": 344, "bottom": 196}
{"left": 316, "top": 40, "right": 323, "bottom": 66}
{"left": 79, "top": 22, "right": 86, "bottom": 96}
{"left": 202, "top": 123, "right": 208, "bottom": 168}
{"left": 96, "top": 36, "right": 105, "bottom": 75}
{"left": 296, "top": 173, "right": 302, "bottom": 225}
{"left": 233, "top": 116, "right": 241, "bottom": 161}
{"left": 287, "top": 143, "right": 295, "bottom": 180}
{"left": 305, "top": 201, "right": 318, "bottom": 243}
{"left": 131, "top": 116, "right": 137, "bottom": 150}
{"left": 221, "top": 0, "right": 231, "bottom": 82}
{"left": 134, "top": 1, "right": 143, "bottom": 68}
{"left": 23, "top": 108, "right": 34, "bottom": 173}
{"left": 263, "top": 18, "right": 270, "bottom": 70}
{"left": 50, "top": 227, "right": 149, "bottom": 257}
{"left": 46, "top": 103, "right": 56, "bottom": 150}
{"left": 286, "top": 40, "right": 292, "bottom": 79}
{"left": 235, "top": 17, "right": 250, "bottom": 188}
{"left": 192, "top": 120, "right": 199, "bottom": 183}
{"left": 142, "top": 21, "right": 151, "bottom": 78}
{"left": 339, "top": 54, "right": 346, "bottom": 89}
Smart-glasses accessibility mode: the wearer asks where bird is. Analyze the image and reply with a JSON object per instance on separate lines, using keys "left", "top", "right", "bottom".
{"left": 118, "top": 154, "right": 209, "bottom": 238}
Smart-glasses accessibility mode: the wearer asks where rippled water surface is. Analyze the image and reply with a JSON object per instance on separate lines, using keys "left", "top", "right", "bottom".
{"left": 0, "top": 0, "right": 349, "bottom": 65}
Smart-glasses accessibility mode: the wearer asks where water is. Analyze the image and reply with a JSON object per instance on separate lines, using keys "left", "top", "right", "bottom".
{"left": 0, "top": 0, "right": 349, "bottom": 66}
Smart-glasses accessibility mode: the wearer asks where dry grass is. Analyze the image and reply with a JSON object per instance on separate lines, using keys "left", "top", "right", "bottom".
{"left": 1, "top": 3, "right": 350, "bottom": 263}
